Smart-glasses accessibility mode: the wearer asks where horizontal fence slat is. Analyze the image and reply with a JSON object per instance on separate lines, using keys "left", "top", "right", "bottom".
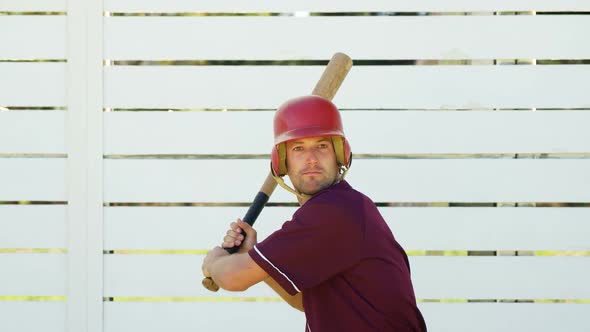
{"left": 104, "top": 302, "right": 305, "bottom": 332}
{"left": 104, "top": 254, "right": 278, "bottom": 298}
{"left": 0, "top": 253, "right": 65, "bottom": 295}
{"left": 104, "top": 255, "right": 590, "bottom": 299}
{"left": 345, "top": 111, "right": 590, "bottom": 154}
{"left": 104, "top": 159, "right": 590, "bottom": 203}
{"left": 104, "top": 207, "right": 291, "bottom": 250}
{"left": 419, "top": 303, "right": 588, "bottom": 332}
{"left": 104, "top": 65, "right": 590, "bottom": 109}
{"left": 0, "top": 16, "right": 66, "bottom": 59}
{"left": 0, "top": 302, "right": 65, "bottom": 332}
{"left": 0, "top": 63, "right": 66, "bottom": 107}
{"left": 348, "top": 159, "right": 590, "bottom": 202}
{"left": 0, "top": 0, "right": 65, "bottom": 12}
{"left": 104, "top": 111, "right": 272, "bottom": 155}
{"left": 0, "top": 158, "right": 66, "bottom": 201}
{"left": 0, "top": 111, "right": 65, "bottom": 154}
{"left": 412, "top": 256, "right": 590, "bottom": 299}
{"left": 0, "top": 205, "right": 66, "bottom": 248}
{"left": 104, "top": 302, "right": 589, "bottom": 332}
{"left": 390, "top": 207, "right": 590, "bottom": 251}
{"left": 104, "top": 301, "right": 589, "bottom": 332}
{"left": 104, "top": 207, "right": 590, "bottom": 251}
{"left": 104, "top": 111, "right": 590, "bottom": 155}
{"left": 105, "top": 16, "right": 590, "bottom": 60}
{"left": 103, "top": 0, "right": 590, "bottom": 12}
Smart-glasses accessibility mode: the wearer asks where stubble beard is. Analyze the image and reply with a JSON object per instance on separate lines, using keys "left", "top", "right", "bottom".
{"left": 291, "top": 169, "right": 338, "bottom": 196}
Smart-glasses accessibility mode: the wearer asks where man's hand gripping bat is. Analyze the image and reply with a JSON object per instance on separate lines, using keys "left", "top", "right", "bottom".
{"left": 202, "top": 52, "right": 353, "bottom": 292}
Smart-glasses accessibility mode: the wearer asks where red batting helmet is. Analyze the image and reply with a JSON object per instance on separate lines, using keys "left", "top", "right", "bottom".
{"left": 271, "top": 95, "right": 352, "bottom": 176}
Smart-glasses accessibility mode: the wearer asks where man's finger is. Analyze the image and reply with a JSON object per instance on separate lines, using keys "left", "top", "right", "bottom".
{"left": 230, "top": 221, "right": 241, "bottom": 232}
{"left": 226, "top": 229, "right": 243, "bottom": 240}
{"left": 222, "top": 237, "right": 241, "bottom": 248}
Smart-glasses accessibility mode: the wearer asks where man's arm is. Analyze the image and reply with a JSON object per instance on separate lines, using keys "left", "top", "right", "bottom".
{"left": 203, "top": 219, "right": 304, "bottom": 311}
{"left": 204, "top": 246, "right": 304, "bottom": 311}
{"left": 265, "top": 276, "right": 304, "bottom": 312}
{"left": 205, "top": 249, "right": 267, "bottom": 291}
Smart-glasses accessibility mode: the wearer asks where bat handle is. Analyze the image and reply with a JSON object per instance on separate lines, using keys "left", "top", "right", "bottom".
{"left": 225, "top": 190, "right": 270, "bottom": 254}
{"left": 202, "top": 175, "right": 276, "bottom": 292}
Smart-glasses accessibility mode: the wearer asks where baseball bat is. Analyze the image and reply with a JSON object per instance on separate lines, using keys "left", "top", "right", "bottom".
{"left": 202, "top": 52, "right": 353, "bottom": 292}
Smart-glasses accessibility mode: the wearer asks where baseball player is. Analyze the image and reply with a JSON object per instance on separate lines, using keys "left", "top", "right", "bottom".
{"left": 202, "top": 95, "right": 427, "bottom": 331}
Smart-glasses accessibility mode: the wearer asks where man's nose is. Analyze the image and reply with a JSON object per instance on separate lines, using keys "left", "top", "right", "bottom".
{"left": 305, "top": 149, "right": 319, "bottom": 164}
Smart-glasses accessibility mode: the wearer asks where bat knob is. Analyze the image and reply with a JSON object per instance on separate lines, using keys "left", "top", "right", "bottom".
{"left": 202, "top": 277, "right": 220, "bottom": 292}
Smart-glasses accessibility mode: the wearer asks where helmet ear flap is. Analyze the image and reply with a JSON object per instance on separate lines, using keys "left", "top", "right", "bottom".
{"left": 331, "top": 137, "right": 352, "bottom": 168}
{"left": 344, "top": 138, "right": 352, "bottom": 168}
{"left": 271, "top": 143, "right": 288, "bottom": 176}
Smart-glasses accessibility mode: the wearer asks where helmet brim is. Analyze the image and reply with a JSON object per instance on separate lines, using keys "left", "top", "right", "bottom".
{"left": 274, "top": 127, "right": 344, "bottom": 145}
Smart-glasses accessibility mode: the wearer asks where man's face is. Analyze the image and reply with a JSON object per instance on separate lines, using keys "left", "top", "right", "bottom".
{"left": 285, "top": 136, "right": 340, "bottom": 196}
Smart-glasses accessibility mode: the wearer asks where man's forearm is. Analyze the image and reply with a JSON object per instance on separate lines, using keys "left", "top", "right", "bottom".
{"left": 264, "top": 276, "right": 304, "bottom": 312}
{"left": 209, "top": 253, "right": 249, "bottom": 291}
{"left": 208, "top": 251, "right": 268, "bottom": 292}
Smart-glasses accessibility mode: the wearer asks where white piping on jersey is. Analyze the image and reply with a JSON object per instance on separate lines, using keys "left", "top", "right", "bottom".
{"left": 253, "top": 245, "right": 301, "bottom": 293}
{"left": 307, "top": 322, "right": 312, "bottom": 332}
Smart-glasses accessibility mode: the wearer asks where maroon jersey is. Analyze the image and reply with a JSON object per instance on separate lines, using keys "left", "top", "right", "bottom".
{"left": 249, "top": 181, "right": 427, "bottom": 331}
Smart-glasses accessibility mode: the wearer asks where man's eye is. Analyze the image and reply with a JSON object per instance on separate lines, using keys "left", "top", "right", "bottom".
{"left": 318, "top": 144, "right": 328, "bottom": 149}
{"left": 292, "top": 146, "right": 303, "bottom": 151}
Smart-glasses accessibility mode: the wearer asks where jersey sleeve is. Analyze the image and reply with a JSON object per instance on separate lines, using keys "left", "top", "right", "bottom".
{"left": 248, "top": 197, "right": 363, "bottom": 295}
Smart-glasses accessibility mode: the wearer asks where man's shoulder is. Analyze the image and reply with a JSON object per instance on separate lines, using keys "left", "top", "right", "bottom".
{"left": 317, "top": 180, "right": 368, "bottom": 204}
{"left": 299, "top": 181, "right": 370, "bottom": 217}
{"left": 318, "top": 180, "right": 358, "bottom": 196}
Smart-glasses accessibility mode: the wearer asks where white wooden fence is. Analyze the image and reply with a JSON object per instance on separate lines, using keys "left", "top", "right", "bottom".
{"left": 1, "top": 1, "right": 589, "bottom": 331}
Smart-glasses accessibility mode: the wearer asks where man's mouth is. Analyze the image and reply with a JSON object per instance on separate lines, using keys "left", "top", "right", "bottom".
{"left": 302, "top": 169, "right": 323, "bottom": 175}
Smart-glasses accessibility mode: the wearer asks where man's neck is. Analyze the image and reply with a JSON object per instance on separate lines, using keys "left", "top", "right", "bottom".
{"left": 297, "top": 196, "right": 309, "bottom": 206}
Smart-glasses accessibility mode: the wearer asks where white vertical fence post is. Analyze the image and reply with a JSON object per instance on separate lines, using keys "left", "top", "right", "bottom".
{"left": 86, "top": 1, "right": 105, "bottom": 331}
{"left": 66, "top": 0, "right": 104, "bottom": 331}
